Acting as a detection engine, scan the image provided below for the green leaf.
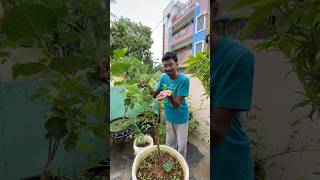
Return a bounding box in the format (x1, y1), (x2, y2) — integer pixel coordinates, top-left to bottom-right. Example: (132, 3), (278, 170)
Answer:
(49, 56), (93, 74)
(277, 10), (295, 36)
(111, 61), (129, 76)
(82, 97), (105, 118)
(45, 116), (69, 139)
(162, 162), (173, 172)
(47, 0), (68, 18)
(113, 48), (128, 59)
(2, 4), (59, 44)
(80, 19), (98, 56)
(59, 32), (82, 47)
(12, 63), (46, 79)
(63, 131), (79, 152)
(0, 51), (10, 58)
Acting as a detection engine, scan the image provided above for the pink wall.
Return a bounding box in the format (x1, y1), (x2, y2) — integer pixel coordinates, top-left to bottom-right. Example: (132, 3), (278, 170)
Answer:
(198, 0), (209, 13)
(172, 24), (193, 45)
(177, 48), (192, 62)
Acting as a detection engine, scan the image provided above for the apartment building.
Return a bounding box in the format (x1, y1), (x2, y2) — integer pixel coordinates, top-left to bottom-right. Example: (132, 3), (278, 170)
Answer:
(163, 0), (209, 71)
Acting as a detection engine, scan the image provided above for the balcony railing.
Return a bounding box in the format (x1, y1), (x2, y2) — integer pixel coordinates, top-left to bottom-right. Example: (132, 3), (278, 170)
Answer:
(172, 1), (196, 25)
(172, 24), (193, 45)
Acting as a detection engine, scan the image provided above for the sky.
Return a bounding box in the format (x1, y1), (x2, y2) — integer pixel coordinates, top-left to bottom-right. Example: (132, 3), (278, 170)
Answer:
(111, 0), (188, 64)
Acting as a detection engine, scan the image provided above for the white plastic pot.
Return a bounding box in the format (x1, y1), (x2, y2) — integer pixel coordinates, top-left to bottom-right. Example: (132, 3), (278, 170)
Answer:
(132, 145), (189, 180)
(133, 135), (154, 156)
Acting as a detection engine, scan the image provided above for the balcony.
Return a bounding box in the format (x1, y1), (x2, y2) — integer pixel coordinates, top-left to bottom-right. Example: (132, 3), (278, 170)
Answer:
(171, 1), (196, 33)
(172, 24), (193, 46)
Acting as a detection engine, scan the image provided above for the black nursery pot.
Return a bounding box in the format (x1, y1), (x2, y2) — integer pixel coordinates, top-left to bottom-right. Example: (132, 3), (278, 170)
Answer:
(110, 117), (134, 139)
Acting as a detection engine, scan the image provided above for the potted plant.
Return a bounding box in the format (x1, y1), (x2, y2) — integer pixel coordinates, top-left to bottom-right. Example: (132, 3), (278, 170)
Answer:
(131, 124), (189, 180)
(129, 117), (154, 156)
(111, 51), (161, 143)
(133, 133), (154, 156)
(131, 107), (189, 180)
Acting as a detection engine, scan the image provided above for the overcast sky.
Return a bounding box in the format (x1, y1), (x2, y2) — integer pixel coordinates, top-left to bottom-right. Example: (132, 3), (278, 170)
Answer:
(111, 0), (188, 64)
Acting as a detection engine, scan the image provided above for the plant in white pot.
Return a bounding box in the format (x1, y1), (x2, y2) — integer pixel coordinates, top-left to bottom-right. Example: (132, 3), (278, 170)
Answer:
(133, 133), (154, 156)
(129, 117), (154, 156)
(131, 111), (189, 180)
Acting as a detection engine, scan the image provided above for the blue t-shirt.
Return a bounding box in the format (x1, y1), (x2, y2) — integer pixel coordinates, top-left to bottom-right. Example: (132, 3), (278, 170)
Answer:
(211, 37), (255, 179)
(157, 73), (190, 124)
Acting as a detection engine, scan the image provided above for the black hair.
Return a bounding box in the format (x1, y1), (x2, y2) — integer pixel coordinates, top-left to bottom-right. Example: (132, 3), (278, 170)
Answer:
(162, 51), (178, 62)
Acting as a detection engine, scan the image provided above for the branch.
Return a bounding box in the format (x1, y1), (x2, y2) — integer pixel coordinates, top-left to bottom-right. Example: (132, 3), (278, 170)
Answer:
(41, 40), (90, 96)
(269, 148), (320, 160)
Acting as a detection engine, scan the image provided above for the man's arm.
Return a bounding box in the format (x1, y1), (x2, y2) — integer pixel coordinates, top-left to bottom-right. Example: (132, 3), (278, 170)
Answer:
(152, 89), (160, 98)
(167, 95), (184, 108)
(212, 107), (237, 148)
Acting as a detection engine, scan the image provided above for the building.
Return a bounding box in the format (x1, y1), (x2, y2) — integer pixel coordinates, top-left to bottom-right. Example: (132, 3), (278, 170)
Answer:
(163, 0), (209, 71)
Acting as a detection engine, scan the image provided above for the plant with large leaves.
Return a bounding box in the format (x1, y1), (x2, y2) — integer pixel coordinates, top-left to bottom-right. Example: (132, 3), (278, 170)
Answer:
(0, 0), (109, 178)
(111, 48), (161, 134)
(230, 0), (320, 120)
(183, 51), (210, 98)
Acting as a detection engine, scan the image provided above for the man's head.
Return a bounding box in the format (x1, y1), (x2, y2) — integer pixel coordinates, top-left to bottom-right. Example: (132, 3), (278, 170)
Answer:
(162, 51), (178, 77)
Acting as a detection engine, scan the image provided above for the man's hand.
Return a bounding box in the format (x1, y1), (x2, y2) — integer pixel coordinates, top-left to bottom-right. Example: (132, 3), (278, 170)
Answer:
(156, 90), (172, 101)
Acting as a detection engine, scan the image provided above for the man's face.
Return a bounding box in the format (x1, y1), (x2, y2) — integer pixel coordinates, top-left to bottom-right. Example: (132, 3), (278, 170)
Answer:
(162, 58), (178, 76)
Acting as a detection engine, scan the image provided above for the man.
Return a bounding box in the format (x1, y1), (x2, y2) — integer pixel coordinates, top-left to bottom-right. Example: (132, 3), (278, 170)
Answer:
(211, 1), (255, 179)
(152, 51), (190, 159)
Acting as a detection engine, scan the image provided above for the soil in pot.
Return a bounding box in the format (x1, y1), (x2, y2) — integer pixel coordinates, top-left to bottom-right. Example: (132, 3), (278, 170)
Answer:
(136, 141), (150, 147)
(136, 151), (184, 180)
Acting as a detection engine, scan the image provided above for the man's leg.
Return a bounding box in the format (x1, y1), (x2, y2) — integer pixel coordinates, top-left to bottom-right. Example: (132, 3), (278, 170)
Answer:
(176, 122), (188, 159)
(166, 121), (177, 150)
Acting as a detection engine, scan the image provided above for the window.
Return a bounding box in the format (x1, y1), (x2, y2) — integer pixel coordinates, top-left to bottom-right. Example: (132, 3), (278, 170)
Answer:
(196, 14), (205, 32)
(194, 41), (204, 55)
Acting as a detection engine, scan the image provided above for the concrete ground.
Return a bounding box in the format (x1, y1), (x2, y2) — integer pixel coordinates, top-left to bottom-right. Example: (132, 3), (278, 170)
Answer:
(110, 76), (210, 180)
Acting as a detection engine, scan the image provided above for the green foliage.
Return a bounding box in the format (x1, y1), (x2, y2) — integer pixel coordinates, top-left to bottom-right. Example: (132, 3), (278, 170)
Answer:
(2, 3), (59, 45)
(110, 17), (153, 70)
(183, 51), (210, 97)
(162, 162), (173, 172)
(12, 63), (47, 79)
(0, 0), (108, 173)
(188, 112), (200, 136)
(231, 0), (320, 120)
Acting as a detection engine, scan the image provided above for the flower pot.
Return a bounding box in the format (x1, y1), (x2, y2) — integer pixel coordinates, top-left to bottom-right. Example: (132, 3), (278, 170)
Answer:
(132, 145), (189, 180)
(110, 117), (134, 140)
(133, 135), (154, 156)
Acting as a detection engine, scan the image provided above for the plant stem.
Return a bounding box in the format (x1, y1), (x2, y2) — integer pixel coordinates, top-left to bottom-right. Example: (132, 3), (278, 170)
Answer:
(268, 148), (320, 160)
(40, 40), (90, 96)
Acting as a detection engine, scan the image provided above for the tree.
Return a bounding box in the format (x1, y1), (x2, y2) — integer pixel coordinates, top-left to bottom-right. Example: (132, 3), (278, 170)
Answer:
(230, 0), (320, 120)
(111, 17), (153, 71)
